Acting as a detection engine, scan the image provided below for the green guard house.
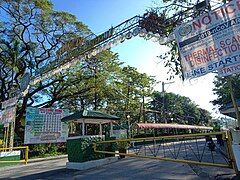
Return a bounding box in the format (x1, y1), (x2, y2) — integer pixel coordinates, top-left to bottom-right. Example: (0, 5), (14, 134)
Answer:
(61, 110), (120, 167)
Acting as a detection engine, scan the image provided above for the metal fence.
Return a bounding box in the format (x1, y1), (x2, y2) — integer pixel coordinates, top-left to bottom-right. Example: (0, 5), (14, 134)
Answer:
(0, 146), (29, 165)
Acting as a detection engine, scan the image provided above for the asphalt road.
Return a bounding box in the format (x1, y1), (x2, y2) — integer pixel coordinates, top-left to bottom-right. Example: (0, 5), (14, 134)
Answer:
(0, 157), (201, 180)
(0, 139), (237, 180)
(0, 156), (236, 179)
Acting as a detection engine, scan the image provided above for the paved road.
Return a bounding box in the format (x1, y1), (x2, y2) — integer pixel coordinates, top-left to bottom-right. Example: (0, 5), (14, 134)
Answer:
(0, 139), (237, 179)
(0, 156), (236, 180)
(0, 157), (200, 179)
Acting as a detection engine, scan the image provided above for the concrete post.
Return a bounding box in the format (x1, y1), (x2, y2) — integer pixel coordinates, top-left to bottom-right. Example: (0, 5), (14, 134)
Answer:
(82, 121), (85, 136)
(99, 123), (102, 136)
(110, 122), (113, 136)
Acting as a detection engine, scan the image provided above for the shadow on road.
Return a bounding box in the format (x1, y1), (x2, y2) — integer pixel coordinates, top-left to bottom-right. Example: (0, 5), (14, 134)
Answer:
(7, 168), (78, 180)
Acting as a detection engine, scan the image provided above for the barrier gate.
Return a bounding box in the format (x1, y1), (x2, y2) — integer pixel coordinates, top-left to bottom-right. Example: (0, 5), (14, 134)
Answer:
(93, 132), (237, 171)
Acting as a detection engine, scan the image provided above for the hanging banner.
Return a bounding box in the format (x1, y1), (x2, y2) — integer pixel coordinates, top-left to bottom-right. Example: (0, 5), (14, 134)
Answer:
(174, 0), (240, 79)
(24, 107), (69, 144)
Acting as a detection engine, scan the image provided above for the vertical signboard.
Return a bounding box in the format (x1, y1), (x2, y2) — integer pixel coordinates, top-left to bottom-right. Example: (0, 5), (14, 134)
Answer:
(0, 97), (18, 148)
(0, 97), (17, 125)
(174, 0), (240, 79)
(24, 107), (69, 144)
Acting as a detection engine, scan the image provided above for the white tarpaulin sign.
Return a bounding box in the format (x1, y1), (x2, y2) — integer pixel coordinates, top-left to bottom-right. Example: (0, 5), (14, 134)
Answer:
(174, 0), (240, 79)
(1, 97), (18, 109)
(0, 107), (16, 125)
(24, 107), (69, 144)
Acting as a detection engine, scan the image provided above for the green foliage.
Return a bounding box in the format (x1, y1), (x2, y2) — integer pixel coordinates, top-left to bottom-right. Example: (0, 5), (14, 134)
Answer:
(34, 0), (53, 12)
(149, 91), (212, 125)
(67, 137), (105, 163)
(0, 0), (91, 139)
(212, 76), (240, 108)
(117, 141), (129, 150)
(57, 54), (156, 126)
(29, 143), (65, 158)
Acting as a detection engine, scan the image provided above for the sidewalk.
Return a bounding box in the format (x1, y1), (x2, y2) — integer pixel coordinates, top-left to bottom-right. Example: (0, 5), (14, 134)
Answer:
(0, 154), (68, 171)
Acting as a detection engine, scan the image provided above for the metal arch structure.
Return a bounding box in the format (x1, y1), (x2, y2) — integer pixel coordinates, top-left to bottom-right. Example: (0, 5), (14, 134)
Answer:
(30, 0), (221, 86)
(30, 11), (179, 85)
(31, 15), (144, 85)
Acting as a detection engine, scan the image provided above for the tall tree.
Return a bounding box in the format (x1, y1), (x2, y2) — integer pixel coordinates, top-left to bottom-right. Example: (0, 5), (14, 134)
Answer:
(149, 91), (211, 125)
(0, 0), (90, 139)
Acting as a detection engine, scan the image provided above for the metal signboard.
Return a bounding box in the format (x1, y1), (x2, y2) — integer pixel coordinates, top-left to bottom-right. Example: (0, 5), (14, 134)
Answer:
(24, 107), (69, 144)
(174, 0), (240, 79)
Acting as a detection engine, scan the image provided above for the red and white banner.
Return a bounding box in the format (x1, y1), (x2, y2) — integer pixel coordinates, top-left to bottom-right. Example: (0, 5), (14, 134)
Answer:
(174, 0), (240, 79)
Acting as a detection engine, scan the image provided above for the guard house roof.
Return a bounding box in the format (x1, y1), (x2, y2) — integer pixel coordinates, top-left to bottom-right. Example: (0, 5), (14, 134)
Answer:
(135, 123), (213, 130)
(61, 110), (120, 124)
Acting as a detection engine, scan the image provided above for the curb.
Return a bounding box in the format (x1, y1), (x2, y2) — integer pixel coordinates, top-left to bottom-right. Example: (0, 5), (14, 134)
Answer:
(28, 154), (68, 163)
(66, 157), (119, 170)
(0, 155), (68, 171)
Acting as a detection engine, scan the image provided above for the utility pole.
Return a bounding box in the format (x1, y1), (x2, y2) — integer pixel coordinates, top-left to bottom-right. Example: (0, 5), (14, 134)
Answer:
(153, 99), (157, 123)
(161, 81), (174, 124)
(92, 59), (97, 110)
(142, 90), (145, 123)
(162, 82), (166, 124)
(125, 81), (132, 138)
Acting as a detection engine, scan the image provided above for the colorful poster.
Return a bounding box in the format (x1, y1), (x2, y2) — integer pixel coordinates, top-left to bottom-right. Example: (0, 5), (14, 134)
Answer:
(24, 107), (69, 144)
(174, 0), (240, 79)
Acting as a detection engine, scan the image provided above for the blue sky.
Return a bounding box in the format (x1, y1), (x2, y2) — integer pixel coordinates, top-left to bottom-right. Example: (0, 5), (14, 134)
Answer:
(51, 0), (218, 116)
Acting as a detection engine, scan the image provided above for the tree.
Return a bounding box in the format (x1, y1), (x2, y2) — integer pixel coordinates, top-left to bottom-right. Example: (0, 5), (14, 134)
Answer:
(149, 91), (211, 125)
(0, 0), (159, 141)
(0, 0), (90, 139)
(212, 75), (240, 108)
(111, 66), (156, 124)
(55, 51), (124, 111)
(212, 75), (240, 126)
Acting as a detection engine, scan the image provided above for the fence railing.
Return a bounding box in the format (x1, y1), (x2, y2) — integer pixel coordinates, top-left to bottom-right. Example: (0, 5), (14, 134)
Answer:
(0, 146), (29, 165)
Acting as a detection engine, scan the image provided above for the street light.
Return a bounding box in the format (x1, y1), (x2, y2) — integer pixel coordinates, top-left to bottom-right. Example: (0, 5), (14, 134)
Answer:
(126, 115), (130, 138)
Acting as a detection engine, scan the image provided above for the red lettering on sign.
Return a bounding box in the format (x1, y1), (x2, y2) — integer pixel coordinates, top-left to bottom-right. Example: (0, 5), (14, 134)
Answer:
(192, 1), (238, 31)
(237, 0), (240, 10)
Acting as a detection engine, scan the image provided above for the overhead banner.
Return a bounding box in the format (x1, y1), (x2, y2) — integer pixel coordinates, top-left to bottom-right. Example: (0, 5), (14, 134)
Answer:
(24, 107), (69, 144)
(174, 0), (240, 79)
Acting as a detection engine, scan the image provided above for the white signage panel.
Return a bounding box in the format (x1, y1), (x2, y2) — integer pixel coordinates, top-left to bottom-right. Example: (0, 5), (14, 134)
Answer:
(0, 107), (16, 125)
(1, 97), (18, 109)
(24, 107), (69, 144)
(174, 0), (240, 79)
